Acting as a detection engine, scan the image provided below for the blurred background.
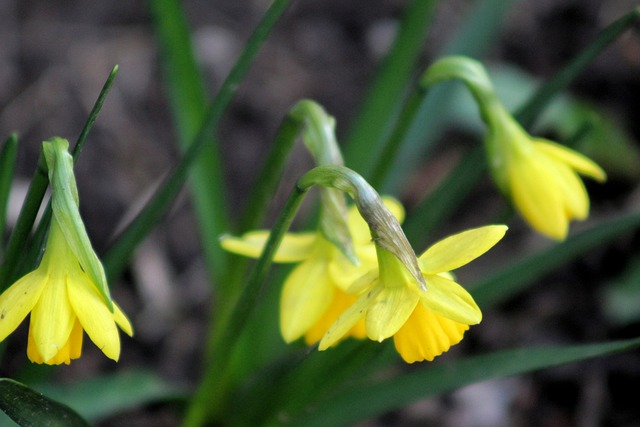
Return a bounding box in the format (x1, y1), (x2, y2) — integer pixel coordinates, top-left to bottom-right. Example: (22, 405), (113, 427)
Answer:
(1, 0), (640, 425)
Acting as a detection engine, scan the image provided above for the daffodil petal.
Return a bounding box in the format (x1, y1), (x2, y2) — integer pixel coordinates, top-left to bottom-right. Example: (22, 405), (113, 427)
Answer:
(220, 231), (316, 263)
(30, 275), (76, 362)
(304, 288), (365, 345)
(419, 225), (507, 274)
(366, 286), (419, 342)
(319, 285), (382, 350)
(420, 274), (482, 325)
(329, 244), (377, 291)
(280, 257), (334, 342)
(113, 302), (134, 337)
(67, 275), (121, 361)
(535, 140), (606, 182)
(346, 269), (379, 295)
(510, 158), (568, 240)
(0, 271), (47, 342)
(393, 303), (469, 363)
(550, 159), (590, 220)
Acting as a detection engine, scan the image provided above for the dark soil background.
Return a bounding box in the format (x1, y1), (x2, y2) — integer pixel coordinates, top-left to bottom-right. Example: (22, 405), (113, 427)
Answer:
(1, 1), (640, 426)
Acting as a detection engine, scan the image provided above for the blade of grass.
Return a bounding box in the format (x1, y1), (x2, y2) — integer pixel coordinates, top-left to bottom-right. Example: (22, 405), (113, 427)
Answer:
(344, 0), (438, 175)
(150, 0), (230, 287)
(472, 210), (640, 307)
(103, 0), (295, 283)
(293, 337), (640, 427)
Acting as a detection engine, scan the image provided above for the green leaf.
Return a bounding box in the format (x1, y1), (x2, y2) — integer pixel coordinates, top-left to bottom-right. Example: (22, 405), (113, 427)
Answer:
(33, 370), (185, 422)
(516, 6), (640, 129)
(344, 0), (438, 175)
(104, 0), (294, 284)
(0, 378), (89, 427)
(150, 0), (230, 287)
(0, 134), (18, 253)
(71, 65), (119, 162)
(472, 210), (640, 307)
(293, 337), (640, 427)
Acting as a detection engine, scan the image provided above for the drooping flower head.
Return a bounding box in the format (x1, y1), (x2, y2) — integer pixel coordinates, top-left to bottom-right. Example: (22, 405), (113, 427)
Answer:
(319, 225), (507, 363)
(0, 138), (132, 364)
(422, 56), (606, 240)
(483, 104), (606, 239)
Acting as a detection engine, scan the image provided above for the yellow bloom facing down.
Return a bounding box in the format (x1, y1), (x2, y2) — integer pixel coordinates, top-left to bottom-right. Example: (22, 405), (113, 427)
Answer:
(319, 225), (507, 363)
(486, 106), (606, 240)
(221, 198), (404, 344)
(0, 220), (133, 365)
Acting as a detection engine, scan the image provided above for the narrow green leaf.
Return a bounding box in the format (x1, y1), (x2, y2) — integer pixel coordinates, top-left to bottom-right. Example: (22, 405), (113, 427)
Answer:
(516, 6), (640, 129)
(472, 210), (640, 307)
(403, 145), (485, 244)
(0, 134), (18, 252)
(295, 337), (640, 427)
(150, 0), (230, 286)
(72, 65), (119, 161)
(103, 0), (295, 283)
(34, 370), (185, 422)
(344, 0), (438, 175)
(0, 152), (48, 292)
(0, 378), (89, 427)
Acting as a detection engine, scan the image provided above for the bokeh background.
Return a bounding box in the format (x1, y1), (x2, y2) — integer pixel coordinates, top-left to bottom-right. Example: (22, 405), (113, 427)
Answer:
(1, 1), (640, 425)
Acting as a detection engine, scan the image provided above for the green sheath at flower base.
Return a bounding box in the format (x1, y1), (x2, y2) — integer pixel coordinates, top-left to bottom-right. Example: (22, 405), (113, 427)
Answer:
(421, 56), (606, 240)
(43, 137), (113, 309)
(291, 99), (356, 264)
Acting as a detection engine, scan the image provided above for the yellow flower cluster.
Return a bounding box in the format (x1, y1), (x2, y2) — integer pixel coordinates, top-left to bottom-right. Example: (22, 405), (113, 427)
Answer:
(223, 197), (506, 363)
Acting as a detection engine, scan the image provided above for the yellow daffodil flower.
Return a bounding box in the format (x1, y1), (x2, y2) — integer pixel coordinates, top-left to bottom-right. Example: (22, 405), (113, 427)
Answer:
(319, 225), (507, 363)
(221, 198), (404, 344)
(421, 56), (606, 240)
(486, 104), (606, 240)
(0, 219), (133, 365)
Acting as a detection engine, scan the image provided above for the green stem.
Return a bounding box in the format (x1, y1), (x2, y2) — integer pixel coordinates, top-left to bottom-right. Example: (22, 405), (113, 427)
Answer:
(368, 88), (425, 189)
(183, 177), (310, 426)
(223, 112), (304, 299)
(344, 0), (438, 175)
